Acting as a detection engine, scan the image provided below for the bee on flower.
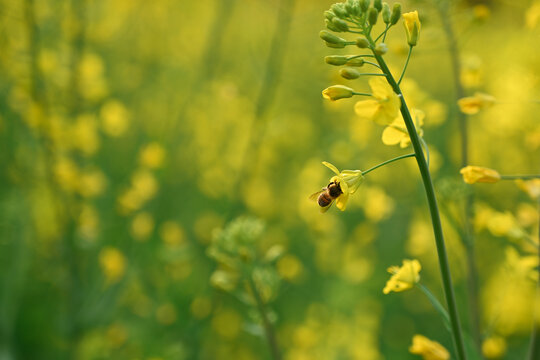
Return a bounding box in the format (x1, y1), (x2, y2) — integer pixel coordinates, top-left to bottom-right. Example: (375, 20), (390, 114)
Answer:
(309, 162), (363, 212)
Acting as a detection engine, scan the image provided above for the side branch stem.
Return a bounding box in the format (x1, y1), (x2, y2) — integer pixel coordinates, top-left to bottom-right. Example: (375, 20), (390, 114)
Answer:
(362, 153), (415, 175)
(367, 33), (467, 360)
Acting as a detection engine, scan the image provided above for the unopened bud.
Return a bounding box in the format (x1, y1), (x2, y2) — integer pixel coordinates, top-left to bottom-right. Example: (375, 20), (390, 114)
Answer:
(382, 3), (391, 24)
(356, 37), (369, 48)
(360, 0), (370, 12)
(322, 85), (355, 101)
(325, 41), (346, 48)
(374, 0), (383, 12)
(345, 0), (355, 14)
(331, 3), (348, 18)
(320, 30), (346, 44)
(340, 67), (362, 79)
(368, 8), (378, 25)
(332, 17), (349, 32)
(324, 10), (335, 21)
(346, 57), (365, 66)
(390, 3), (401, 25)
(374, 42), (388, 55)
(403, 11), (421, 46)
(325, 19), (339, 32)
(325, 55), (349, 66)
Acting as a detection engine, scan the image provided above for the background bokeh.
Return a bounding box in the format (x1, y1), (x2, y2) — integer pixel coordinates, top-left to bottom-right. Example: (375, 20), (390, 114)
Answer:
(0, 0), (539, 359)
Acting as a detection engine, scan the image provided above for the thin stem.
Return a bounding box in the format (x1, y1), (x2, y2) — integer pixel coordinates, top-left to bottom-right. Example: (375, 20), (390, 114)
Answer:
(500, 174), (540, 180)
(348, 54), (375, 58)
(362, 153), (415, 176)
(366, 33), (468, 360)
(375, 24), (390, 42)
(352, 92), (373, 97)
(397, 45), (413, 85)
(417, 283), (451, 329)
(436, 1), (481, 349)
(248, 277), (281, 360)
(527, 198), (540, 360)
(363, 61), (381, 69)
(358, 73), (386, 76)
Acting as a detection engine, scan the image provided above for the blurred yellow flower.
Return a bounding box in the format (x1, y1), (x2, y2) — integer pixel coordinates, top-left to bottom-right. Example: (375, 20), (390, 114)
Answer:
(54, 157), (79, 193)
(473, 4), (491, 21)
(139, 142), (166, 169)
(311, 161), (363, 212)
(277, 254), (303, 281)
(190, 296), (212, 319)
(78, 168), (107, 198)
(383, 259), (421, 294)
(482, 336), (507, 359)
(106, 323), (128, 348)
(409, 334), (449, 360)
(382, 109), (424, 148)
(71, 114), (100, 156)
(457, 92), (495, 114)
(526, 2), (540, 29)
(403, 11), (421, 46)
(211, 308), (241, 339)
(516, 179), (540, 199)
(322, 85), (354, 101)
(99, 247), (127, 284)
(460, 166), (500, 184)
(100, 100), (129, 136)
(355, 77), (400, 125)
(130, 212), (155, 241)
(159, 221), (185, 247)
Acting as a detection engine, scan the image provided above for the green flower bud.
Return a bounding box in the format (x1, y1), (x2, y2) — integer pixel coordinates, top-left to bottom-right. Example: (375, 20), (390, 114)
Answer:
(345, 0), (355, 14)
(325, 19), (339, 32)
(374, 42), (388, 55)
(346, 57), (365, 66)
(331, 3), (348, 18)
(325, 41), (346, 48)
(382, 3), (391, 24)
(322, 85), (355, 101)
(324, 10), (335, 21)
(340, 67), (362, 79)
(332, 17), (350, 32)
(390, 3), (401, 25)
(374, 0), (382, 12)
(360, 0), (370, 12)
(352, 2), (362, 17)
(319, 30), (346, 44)
(356, 37), (369, 48)
(325, 55), (349, 66)
(368, 8), (378, 25)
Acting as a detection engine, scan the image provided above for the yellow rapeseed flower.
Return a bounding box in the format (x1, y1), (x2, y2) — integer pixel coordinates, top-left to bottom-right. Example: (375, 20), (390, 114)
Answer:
(482, 336), (507, 359)
(99, 247), (127, 284)
(457, 92), (495, 114)
(355, 77), (401, 125)
(322, 85), (354, 101)
(403, 11), (421, 46)
(516, 179), (540, 199)
(460, 166), (501, 184)
(382, 109), (424, 148)
(383, 259), (421, 294)
(139, 142), (166, 169)
(409, 335), (450, 360)
(310, 161), (363, 212)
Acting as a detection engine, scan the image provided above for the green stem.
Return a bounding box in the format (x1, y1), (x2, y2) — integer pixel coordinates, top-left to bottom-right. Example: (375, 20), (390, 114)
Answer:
(358, 73), (386, 76)
(397, 45), (413, 85)
(500, 174), (540, 180)
(248, 277), (281, 360)
(417, 283), (451, 329)
(352, 92), (373, 97)
(366, 33), (468, 360)
(362, 153), (415, 176)
(363, 61), (381, 69)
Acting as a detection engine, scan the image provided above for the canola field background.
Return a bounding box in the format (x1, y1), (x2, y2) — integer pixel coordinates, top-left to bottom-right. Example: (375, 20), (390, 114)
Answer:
(0, 0), (539, 359)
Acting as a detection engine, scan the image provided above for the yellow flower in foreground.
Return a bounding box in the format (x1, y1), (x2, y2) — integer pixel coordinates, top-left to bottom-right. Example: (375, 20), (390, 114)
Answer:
(403, 11), (421, 46)
(457, 92), (495, 114)
(322, 85), (354, 101)
(383, 259), (421, 294)
(382, 108), (424, 148)
(460, 166), (500, 184)
(310, 162), (363, 212)
(409, 335), (450, 360)
(355, 77), (401, 125)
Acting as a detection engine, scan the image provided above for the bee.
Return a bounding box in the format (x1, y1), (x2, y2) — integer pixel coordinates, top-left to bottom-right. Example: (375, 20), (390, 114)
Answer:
(309, 180), (343, 212)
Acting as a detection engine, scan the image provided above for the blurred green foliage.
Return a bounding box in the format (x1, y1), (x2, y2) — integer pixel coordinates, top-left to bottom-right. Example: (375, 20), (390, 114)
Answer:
(0, 0), (539, 359)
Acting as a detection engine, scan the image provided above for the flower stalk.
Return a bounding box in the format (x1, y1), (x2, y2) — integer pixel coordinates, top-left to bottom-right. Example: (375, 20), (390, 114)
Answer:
(365, 33), (468, 360)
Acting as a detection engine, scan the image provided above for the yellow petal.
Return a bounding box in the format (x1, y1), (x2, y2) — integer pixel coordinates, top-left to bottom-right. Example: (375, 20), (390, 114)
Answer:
(322, 161), (340, 175)
(382, 126), (406, 146)
(335, 192), (349, 211)
(369, 77), (391, 99)
(354, 99), (379, 119)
